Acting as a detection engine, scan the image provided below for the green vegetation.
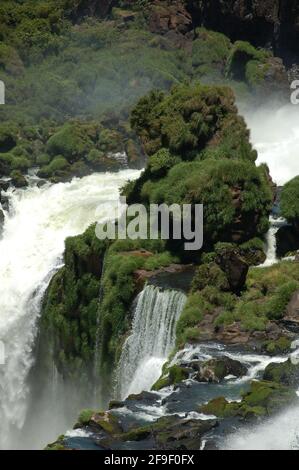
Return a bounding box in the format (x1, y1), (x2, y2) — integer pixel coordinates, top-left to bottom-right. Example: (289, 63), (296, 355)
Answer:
(200, 380), (298, 419)
(226, 41), (270, 87)
(38, 224), (109, 387)
(176, 260), (299, 346)
(281, 176), (299, 226)
(152, 364), (190, 391)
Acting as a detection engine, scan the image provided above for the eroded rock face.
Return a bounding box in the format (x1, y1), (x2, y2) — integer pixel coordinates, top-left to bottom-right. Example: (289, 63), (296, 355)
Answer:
(186, 0), (299, 63)
(148, 0), (193, 35)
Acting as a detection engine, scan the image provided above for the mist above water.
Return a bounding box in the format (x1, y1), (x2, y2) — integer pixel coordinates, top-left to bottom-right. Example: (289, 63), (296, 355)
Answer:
(243, 103), (299, 186)
(0, 169), (140, 450)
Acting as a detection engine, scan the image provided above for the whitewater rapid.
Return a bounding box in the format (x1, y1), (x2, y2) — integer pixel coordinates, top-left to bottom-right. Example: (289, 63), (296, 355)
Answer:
(0, 169), (140, 449)
(116, 285), (186, 400)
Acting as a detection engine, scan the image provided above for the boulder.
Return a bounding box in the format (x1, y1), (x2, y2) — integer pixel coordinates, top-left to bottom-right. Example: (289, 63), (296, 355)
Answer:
(263, 359), (299, 387)
(276, 225), (299, 258)
(200, 380), (298, 419)
(216, 247), (249, 293)
(193, 357), (247, 383)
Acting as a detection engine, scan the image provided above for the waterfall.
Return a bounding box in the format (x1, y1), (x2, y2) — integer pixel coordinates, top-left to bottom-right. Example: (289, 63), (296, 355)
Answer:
(260, 216), (288, 267)
(0, 169), (140, 449)
(116, 285), (187, 400)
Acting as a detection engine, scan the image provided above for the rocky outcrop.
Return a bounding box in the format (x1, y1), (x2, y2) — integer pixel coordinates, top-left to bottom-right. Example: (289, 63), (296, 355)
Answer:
(216, 247), (249, 293)
(200, 379), (298, 420)
(186, 0), (299, 64)
(263, 359), (299, 387)
(276, 225), (299, 258)
(193, 357), (247, 383)
(148, 0), (193, 36)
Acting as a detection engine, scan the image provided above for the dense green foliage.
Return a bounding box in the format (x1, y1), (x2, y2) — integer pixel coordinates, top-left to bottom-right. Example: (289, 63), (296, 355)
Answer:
(281, 176), (299, 225)
(38, 225), (109, 385)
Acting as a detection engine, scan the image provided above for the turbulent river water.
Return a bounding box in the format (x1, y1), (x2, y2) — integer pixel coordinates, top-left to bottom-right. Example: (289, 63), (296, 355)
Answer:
(0, 102), (298, 450)
(0, 169), (140, 449)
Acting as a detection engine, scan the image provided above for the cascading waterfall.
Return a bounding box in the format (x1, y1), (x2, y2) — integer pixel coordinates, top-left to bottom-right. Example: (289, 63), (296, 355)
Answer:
(260, 216), (288, 267)
(116, 285), (187, 400)
(0, 169), (140, 449)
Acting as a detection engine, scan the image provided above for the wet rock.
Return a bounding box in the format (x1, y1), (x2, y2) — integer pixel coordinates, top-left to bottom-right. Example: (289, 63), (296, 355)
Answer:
(10, 170), (28, 188)
(120, 415), (218, 450)
(193, 357), (248, 383)
(152, 416), (218, 450)
(0, 180), (10, 192)
(152, 365), (190, 391)
(276, 225), (299, 258)
(200, 380), (298, 420)
(0, 194), (10, 212)
(263, 359), (299, 387)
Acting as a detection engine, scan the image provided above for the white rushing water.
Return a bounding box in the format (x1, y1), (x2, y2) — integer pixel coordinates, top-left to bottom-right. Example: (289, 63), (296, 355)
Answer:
(0, 169), (140, 449)
(223, 405), (299, 450)
(116, 285), (187, 400)
(259, 216), (288, 267)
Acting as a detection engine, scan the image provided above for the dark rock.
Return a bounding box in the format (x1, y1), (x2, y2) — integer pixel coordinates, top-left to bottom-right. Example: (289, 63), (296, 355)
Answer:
(194, 357), (248, 383)
(152, 416), (218, 450)
(276, 225), (299, 258)
(187, 0), (299, 65)
(0, 180), (10, 192)
(200, 380), (298, 420)
(0, 194), (10, 212)
(10, 171), (28, 188)
(0, 209), (4, 237)
(216, 248), (249, 293)
(263, 359), (299, 387)
(148, 1), (192, 36)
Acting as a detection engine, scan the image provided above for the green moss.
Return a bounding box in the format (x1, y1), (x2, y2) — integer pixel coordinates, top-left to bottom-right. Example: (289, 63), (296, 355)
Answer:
(263, 359), (299, 387)
(46, 122), (98, 161)
(263, 336), (292, 356)
(152, 364), (190, 391)
(191, 262), (229, 292)
(176, 292), (212, 346)
(77, 408), (95, 425)
(192, 28), (231, 77)
(226, 40), (270, 87)
(201, 380), (297, 419)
